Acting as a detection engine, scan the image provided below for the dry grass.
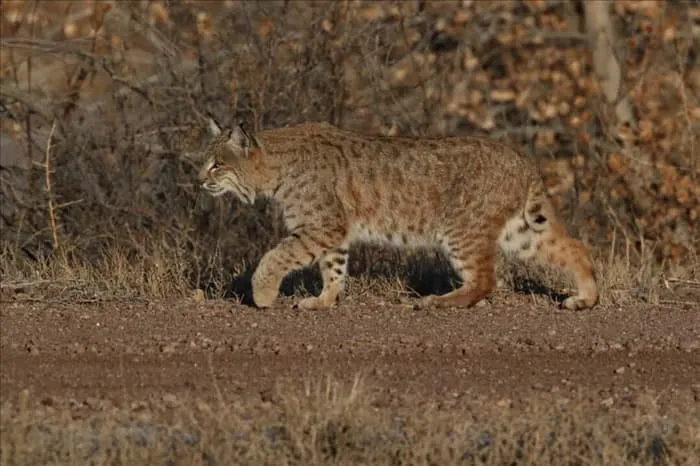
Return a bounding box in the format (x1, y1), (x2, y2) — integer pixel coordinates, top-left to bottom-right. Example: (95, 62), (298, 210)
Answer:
(3, 232), (695, 308)
(1, 1), (697, 303)
(2, 377), (699, 466)
(4, 213), (699, 309)
(1, 5), (697, 465)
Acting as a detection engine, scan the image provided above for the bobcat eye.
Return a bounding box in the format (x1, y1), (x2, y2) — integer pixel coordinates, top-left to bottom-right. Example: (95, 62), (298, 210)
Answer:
(210, 160), (222, 170)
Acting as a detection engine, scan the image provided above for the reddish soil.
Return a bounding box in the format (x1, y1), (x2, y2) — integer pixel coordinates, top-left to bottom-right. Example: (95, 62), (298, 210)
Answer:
(1, 295), (699, 409)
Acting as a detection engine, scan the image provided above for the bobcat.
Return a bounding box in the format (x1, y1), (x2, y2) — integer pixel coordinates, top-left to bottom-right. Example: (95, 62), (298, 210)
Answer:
(198, 119), (598, 310)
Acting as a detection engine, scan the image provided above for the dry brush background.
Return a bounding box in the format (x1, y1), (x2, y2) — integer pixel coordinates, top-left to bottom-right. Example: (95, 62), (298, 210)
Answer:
(1, 3), (700, 464)
(0, 0), (698, 300)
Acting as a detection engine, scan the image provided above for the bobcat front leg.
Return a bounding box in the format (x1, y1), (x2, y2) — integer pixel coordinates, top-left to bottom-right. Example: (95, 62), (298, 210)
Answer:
(251, 227), (346, 308)
(295, 247), (349, 309)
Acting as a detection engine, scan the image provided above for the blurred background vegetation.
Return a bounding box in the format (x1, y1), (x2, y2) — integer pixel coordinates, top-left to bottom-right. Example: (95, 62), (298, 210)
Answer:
(0, 0), (697, 298)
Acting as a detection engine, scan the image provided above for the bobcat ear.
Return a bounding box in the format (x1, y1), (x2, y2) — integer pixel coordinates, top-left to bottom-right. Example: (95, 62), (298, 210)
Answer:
(225, 125), (250, 150)
(225, 123), (260, 156)
(207, 117), (223, 137)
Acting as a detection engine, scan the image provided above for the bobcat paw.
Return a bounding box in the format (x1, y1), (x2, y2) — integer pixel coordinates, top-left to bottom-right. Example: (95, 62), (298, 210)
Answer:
(562, 295), (590, 310)
(252, 287), (278, 308)
(294, 295), (335, 310)
(416, 295), (436, 308)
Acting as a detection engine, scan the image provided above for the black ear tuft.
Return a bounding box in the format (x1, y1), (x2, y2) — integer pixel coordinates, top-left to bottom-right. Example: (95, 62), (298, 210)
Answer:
(207, 117), (223, 137)
(224, 124), (254, 152)
(237, 122), (261, 149)
(237, 123), (253, 148)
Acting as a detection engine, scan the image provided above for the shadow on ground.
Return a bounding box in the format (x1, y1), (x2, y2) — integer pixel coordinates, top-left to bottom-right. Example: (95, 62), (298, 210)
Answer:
(221, 246), (569, 307)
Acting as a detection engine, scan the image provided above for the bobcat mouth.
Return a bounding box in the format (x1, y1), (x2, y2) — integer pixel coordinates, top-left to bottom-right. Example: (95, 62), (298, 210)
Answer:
(201, 181), (255, 203)
(202, 182), (226, 197)
(239, 190), (255, 205)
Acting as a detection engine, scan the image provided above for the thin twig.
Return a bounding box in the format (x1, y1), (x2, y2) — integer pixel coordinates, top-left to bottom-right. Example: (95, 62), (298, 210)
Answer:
(665, 278), (700, 286)
(25, 1), (40, 166)
(659, 300), (699, 307)
(1, 280), (53, 290)
(44, 120), (59, 250)
(55, 199), (84, 209)
(0, 82), (56, 122)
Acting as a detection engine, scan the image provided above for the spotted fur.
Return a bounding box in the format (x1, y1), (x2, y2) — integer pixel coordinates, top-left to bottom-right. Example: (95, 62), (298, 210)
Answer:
(198, 119), (598, 310)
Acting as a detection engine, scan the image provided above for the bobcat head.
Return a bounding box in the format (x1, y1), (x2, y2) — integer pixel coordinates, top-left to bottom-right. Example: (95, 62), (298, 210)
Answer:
(197, 118), (261, 204)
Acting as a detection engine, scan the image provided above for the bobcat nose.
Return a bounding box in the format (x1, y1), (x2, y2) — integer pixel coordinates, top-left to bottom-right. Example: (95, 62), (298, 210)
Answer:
(197, 172), (213, 188)
(197, 166), (212, 185)
(197, 172), (207, 185)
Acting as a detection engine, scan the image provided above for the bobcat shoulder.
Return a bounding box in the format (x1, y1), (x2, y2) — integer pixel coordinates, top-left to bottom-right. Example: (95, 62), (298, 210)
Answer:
(198, 119), (597, 310)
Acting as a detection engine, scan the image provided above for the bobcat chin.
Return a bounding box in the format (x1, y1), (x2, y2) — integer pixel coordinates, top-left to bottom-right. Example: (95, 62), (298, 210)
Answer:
(197, 119), (598, 310)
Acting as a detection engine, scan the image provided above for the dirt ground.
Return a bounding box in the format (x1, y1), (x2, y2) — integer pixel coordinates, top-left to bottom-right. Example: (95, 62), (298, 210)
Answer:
(1, 293), (698, 411)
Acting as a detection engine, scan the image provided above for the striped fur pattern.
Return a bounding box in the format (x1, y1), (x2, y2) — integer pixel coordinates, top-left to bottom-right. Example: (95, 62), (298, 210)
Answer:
(198, 120), (598, 310)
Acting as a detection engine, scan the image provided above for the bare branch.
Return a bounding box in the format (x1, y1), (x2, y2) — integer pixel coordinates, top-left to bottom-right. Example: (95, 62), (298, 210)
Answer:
(0, 82), (56, 122)
(43, 120), (60, 250)
(0, 38), (153, 105)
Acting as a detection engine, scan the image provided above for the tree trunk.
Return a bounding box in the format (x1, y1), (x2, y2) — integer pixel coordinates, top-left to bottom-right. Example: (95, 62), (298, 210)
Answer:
(583, 1), (635, 128)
